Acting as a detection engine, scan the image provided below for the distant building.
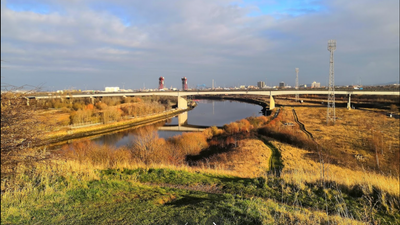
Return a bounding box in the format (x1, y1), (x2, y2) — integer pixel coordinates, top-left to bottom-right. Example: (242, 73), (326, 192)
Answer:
(279, 82), (285, 89)
(120, 89), (133, 92)
(311, 81), (321, 88)
(105, 87), (120, 92)
(299, 84), (307, 88)
(257, 81), (265, 88)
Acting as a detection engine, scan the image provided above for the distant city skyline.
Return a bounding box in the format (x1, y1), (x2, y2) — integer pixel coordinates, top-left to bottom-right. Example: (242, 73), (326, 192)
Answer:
(1, 0), (399, 90)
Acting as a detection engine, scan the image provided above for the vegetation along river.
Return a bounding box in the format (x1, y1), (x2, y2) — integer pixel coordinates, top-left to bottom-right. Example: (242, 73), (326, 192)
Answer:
(90, 99), (263, 148)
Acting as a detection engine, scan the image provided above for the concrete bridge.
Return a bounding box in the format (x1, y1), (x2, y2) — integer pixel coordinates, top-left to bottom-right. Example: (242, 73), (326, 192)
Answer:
(28, 90), (399, 110)
(157, 111), (223, 132)
(158, 126), (207, 132)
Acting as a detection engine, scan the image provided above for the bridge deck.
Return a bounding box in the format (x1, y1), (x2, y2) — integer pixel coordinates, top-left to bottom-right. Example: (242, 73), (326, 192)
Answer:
(29, 90), (400, 99)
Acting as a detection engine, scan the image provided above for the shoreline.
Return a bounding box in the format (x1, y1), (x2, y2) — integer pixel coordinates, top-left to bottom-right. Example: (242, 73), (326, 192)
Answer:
(43, 107), (193, 147)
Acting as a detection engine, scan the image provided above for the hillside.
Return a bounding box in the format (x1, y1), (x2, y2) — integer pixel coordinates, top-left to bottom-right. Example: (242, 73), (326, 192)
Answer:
(1, 106), (399, 224)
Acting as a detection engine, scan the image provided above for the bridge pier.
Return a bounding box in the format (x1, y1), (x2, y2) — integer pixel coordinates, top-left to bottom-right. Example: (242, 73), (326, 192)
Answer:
(178, 111), (188, 127)
(177, 96), (188, 109)
(347, 94), (351, 110)
(25, 97), (29, 106)
(90, 97), (95, 105)
(269, 95), (275, 110)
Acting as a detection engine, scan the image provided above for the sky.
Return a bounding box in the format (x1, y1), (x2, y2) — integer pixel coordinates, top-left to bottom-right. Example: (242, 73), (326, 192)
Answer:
(1, 0), (399, 91)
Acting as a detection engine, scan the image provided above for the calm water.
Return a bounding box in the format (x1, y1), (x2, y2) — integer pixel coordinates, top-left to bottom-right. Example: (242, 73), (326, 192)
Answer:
(88, 100), (263, 148)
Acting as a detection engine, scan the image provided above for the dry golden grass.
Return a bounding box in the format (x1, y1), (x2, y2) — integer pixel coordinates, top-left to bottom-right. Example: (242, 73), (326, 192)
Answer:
(271, 140), (400, 197)
(206, 139), (272, 178)
(2, 156), (367, 225)
(258, 198), (365, 225)
(1, 155), (245, 198)
(292, 107), (400, 173)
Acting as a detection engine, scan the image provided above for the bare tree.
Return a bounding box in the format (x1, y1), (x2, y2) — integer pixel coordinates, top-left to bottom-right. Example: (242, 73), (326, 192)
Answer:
(130, 126), (161, 165)
(1, 88), (45, 174)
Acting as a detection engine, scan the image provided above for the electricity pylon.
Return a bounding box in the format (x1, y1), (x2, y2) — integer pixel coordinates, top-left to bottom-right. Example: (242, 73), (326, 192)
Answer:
(327, 40), (336, 124)
(295, 68), (299, 102)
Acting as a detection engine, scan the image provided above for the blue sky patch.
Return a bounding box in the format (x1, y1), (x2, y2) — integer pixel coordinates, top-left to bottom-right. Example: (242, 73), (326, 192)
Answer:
(241, 0), (327, 18)
(6, 1), (52, 14)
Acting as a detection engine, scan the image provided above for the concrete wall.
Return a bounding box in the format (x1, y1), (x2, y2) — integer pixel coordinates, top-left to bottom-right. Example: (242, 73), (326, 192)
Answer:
(178, 111), (188, 126)
(269, 96), (275, 110)
(177, 97), (188, 109)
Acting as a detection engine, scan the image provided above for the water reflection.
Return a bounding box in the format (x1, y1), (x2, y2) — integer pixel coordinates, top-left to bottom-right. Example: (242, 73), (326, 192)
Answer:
(167, 99), (262, 127)
(91, 122), (172, 148)
(70, 100), (263, 148)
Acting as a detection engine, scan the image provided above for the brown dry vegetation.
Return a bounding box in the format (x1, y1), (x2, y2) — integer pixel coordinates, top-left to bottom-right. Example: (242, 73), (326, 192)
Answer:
(57, 119), (272, 178)
(290, 107), (400, 174)
(274, 139), (400, 197)
(204, 139), (272, 177)
(3, 92), (400, 223)
(36, 96), (172, 128)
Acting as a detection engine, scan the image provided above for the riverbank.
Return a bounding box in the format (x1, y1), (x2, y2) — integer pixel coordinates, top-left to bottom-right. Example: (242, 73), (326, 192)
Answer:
(3, 113), (399, 224)
(43, 107), (193, 146)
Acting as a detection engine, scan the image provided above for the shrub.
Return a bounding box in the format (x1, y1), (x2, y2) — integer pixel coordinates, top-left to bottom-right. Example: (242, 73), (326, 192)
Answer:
(95, 102), (108, 110)
(69, 109), (93, 124)
(61, 140), (132, 167)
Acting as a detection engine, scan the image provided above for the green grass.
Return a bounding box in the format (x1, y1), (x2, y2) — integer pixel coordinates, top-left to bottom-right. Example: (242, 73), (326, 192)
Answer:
(1, 177), (277, 225)
(102, 168), (399, 223)
(257, 135), (284, 175)
(2, 168), (399, 224)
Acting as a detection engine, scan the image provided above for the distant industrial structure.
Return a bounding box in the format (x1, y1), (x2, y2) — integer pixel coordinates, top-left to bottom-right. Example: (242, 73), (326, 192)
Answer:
(181, 77), (188, 90)
(105, 87), (120, 92)
(279, 82), (285, 89)
(257, 81), (265, 88)
(311, 81), (321, 88)
(159, 77), (165, 90)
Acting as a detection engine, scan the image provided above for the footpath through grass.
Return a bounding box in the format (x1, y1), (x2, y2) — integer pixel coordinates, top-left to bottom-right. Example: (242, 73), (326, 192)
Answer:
(257, 135), (284, 176)
(3, 167), (399, 224)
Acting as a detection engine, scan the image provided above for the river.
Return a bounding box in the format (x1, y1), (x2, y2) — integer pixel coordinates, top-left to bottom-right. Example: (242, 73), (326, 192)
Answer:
(87, 99), (263, 148)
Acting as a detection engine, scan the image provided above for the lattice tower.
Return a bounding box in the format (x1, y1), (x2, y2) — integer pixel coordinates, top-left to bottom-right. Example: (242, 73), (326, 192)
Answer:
(327, 40), (336, 124)
(295, 68), (299, 102)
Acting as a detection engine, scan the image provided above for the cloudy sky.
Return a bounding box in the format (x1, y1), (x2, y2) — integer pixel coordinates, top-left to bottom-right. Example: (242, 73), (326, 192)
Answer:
(1, 0), (398, 90)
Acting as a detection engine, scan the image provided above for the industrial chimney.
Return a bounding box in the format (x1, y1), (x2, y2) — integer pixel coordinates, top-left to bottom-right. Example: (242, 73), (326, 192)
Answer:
(159, 77), (165, 90)
(181, 77), (188, 90)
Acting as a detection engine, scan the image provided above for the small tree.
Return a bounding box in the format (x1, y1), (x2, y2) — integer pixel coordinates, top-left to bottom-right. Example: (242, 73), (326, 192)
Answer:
(131, 127), (162, 165)
(1, 90), (45, 175)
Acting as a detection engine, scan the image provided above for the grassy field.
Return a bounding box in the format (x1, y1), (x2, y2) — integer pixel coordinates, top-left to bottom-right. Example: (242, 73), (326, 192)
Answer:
(2, 103), (400, 224)
(2, 160), (383, 225)
(291, 107), (400, 174)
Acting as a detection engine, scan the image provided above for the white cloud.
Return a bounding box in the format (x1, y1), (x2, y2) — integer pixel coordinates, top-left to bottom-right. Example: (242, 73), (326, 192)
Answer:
(1, 0), (398, 89)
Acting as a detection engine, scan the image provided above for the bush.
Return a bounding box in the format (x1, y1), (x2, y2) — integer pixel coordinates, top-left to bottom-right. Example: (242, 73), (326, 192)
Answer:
(70, 109), (93, 124)
(61, 140), (132, 167)
(95, 102), (108, 110)
(72, 102), (85, 111)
